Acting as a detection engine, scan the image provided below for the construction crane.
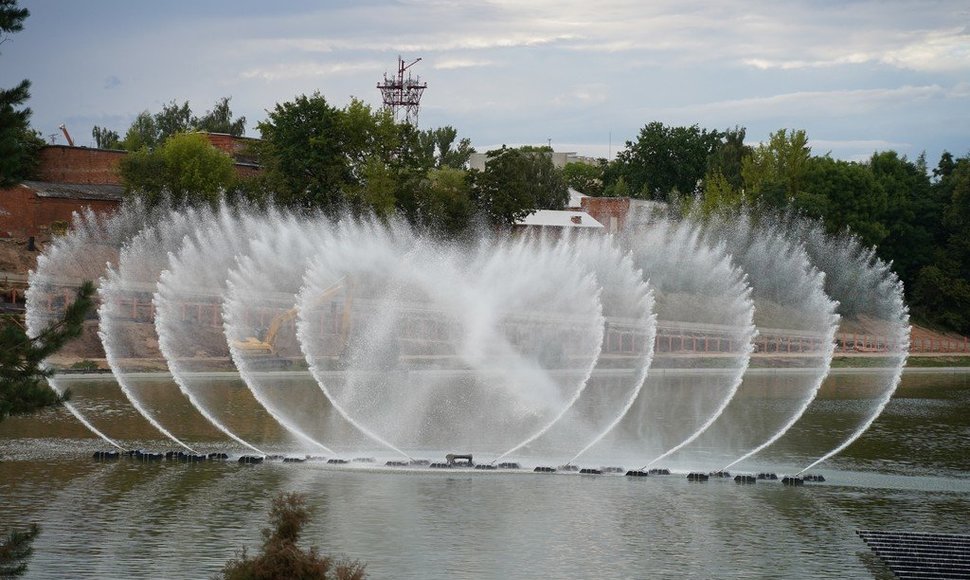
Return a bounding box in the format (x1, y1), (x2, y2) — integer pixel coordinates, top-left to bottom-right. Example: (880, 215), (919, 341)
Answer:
(58, 124), (75, 147)
(231, 278), (353, 359)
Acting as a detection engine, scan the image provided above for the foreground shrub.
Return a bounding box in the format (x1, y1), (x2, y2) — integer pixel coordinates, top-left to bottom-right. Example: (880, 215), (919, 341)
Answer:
(218, 492), (365, 580)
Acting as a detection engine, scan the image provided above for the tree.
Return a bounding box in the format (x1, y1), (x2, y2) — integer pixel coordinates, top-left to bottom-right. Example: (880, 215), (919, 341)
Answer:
(0, 524), (39, 578)
(121, 111), (159, 151)
(470, 146), (567, 227)
(797, 156), (888, 247)
(91, 125), (121, 149)
(257, 93), (352, 212)
(0, 281), (95, 421)
(257, 94), (409, 216)
(194, 96), (246, 136)
(0, 0), (35, 187)
(401, 167), (474, 237)
(122, 98), (246, 151)
(219, 492), (366, 580)
(607, 122), (723, 201)
(706, 126), (750, 191)
(119, 132), (236, 206)
(417, 126), (474, 170)
(563, 161), (605, 196)
(868, 151), (937, 289)
(741, 128), (811, 206)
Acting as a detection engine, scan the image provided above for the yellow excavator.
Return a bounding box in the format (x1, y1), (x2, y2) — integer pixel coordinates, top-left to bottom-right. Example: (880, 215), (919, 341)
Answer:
(231, 278), (353, 360)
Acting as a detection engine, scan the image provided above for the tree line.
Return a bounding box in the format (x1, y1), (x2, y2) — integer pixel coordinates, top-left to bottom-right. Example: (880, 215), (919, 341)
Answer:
(588, 123), (970, 335)
(1, 0), (966, 334)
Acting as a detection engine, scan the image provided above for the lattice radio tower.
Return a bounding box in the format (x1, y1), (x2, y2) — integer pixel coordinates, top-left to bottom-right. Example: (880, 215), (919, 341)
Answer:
(377, 56), (427, 126)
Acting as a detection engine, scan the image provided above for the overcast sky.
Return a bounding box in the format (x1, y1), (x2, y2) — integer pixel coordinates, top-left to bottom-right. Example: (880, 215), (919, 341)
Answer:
(4, 0), (969, 164)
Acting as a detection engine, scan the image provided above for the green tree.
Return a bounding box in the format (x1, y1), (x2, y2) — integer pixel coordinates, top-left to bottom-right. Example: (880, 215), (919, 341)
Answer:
(257, 93), (351, 212)
(194, 96), (246, 136)
(0, 0), (35, 187)
(257, 94), (409, 216)
(403, 167), (474, 236)
(0, 281), (95, 420)
(219, 492), (366, 580)
(797, 156), (888, 247)
(0, 524), (39, 578)
(741, 128), (811, 206)
(418, 126), (474, 169)
(153, 100), (193, 144)
(607, 122), (723, 201)
(706, 126), (750, 191)
(121, 111), (159, 151)
(562, 161), (605, 196)
(868, 151), (937, 288)
(470, 146), (568, 227)
(91, 125), (121, 149)
(119, 132), (236, 206)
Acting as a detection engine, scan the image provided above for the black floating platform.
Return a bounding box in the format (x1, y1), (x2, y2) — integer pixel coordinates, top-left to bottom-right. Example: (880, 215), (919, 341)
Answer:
(625, 470), (648, 477)
(327, 458), (349, 465)
(282, 457), (306, 463)
(579, 468), (602, 475)
(558, 464), (580, 472)
(687, 472), (709, 482)
(709, 470), (731, 478)
(803, 474), (826, 482)
(734, 475), (757, 484)
(534, 466), (556, 473)
(305, 456), (327, 462)
(474, 464), (496, 470)
(385, 460), (409, 467)
(648, 468), (671, 476)
(497, 462), (521, 469)
(207, 453), (229, 460)
(238, 455), (264, 464)
(781, 476), (804, 486)
(858, 530), (970, 580)
(429, 462), (451, 469)
(265, 455), (285, 461)
(602, 467), (625, 474)
(409, 459), (430, 466)
(131, 451), (164, 462)
(757, 472), (778, 480)
(352, 457), (376, 463)
(93, 451), (120, 461)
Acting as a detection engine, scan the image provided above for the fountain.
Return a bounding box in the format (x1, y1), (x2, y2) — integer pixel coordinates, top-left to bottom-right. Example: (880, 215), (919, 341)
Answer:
(23, 201), (909, 477)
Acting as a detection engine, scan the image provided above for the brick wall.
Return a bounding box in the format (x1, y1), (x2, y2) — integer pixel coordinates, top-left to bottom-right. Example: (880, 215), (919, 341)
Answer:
(582, 197), (631, 233)
(36, 146), (125, 185)
(0, 184), (120, 238)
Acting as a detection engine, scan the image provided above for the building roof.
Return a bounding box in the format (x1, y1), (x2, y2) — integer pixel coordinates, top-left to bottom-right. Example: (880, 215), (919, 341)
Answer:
(516, 209), (604, 229)
(567, 187), (588, 209)
(22, 181), (124, 202)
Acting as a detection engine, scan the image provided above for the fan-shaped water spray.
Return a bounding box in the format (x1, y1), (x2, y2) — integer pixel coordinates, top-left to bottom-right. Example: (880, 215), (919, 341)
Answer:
(24, 199), (911, 471)
(99, 205), (222, 452)
(153, 204), (268, 454)
(694, 212), (840, 472)
(296, 219), (605, 459)
(785, 218), (909, 474)
(26, 202), (154, 449)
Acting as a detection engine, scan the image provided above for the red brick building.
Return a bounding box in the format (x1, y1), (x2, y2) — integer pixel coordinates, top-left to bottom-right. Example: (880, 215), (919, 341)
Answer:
(0, 134), (260, 238)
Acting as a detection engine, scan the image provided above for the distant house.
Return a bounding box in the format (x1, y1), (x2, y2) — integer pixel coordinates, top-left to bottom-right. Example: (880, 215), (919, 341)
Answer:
(513, 209), (604, 235)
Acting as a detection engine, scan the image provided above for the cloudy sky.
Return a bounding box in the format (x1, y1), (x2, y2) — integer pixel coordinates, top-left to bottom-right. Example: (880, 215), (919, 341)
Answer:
(5, 0), (969, 163)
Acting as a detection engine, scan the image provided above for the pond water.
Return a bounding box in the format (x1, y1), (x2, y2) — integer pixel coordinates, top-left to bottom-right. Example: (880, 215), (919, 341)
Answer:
(1, 369), (968, 579)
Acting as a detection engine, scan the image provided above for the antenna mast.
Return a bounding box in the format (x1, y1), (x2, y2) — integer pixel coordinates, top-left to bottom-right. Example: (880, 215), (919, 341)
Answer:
(377, 56), (427, 126)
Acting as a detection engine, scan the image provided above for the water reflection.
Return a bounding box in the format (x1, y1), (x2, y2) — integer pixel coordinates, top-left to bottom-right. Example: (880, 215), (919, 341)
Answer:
(0, 370), (967, 579)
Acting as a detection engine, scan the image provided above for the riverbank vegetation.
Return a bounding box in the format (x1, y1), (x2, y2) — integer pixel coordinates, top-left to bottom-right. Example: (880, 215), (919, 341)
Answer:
(218, 492), (366, 580)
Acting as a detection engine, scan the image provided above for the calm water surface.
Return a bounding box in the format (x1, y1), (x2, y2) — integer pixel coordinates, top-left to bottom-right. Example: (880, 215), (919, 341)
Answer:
(1, 369), (968, 579)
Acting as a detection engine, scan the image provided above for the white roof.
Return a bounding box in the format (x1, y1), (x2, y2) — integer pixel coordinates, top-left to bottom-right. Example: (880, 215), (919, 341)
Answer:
(516, 210), (604, 229)
(567, 187), (588, 208)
